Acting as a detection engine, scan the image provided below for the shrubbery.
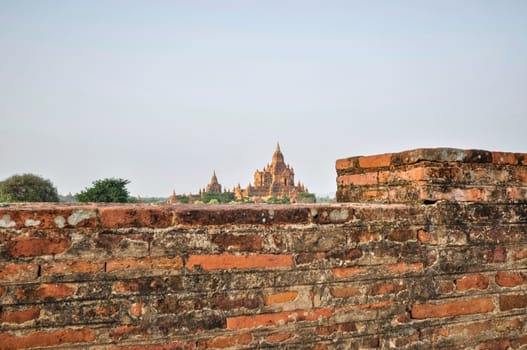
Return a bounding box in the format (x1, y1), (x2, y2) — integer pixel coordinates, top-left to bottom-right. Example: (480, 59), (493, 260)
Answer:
(266, 196), (291, 204)
(77, 178), (131, 203)
(0, 174), (59, 202)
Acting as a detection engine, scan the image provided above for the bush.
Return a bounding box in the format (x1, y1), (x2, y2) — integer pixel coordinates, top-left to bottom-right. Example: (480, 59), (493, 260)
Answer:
(77, 178), (130, 203)
(201, 192), (235, 204)
(176, 195), (190, 204)
(297, 192), (316, 203)
(266, 196), (290, 204)
(0, 174), (59, 202)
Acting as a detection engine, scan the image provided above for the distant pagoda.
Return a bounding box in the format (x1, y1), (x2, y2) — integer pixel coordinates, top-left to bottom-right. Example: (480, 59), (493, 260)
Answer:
(168, 170), (229, 204)
(234, 143), (307, 202)
(169, 143), (310, 204)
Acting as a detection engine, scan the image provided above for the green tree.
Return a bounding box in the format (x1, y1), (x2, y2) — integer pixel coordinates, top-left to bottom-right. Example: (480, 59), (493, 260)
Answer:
(0, 174), (59, 202)
(266, 196), (291, 204)
(297, 192), (316, 203)
(201, 191), (235, 204)
(176, 195), (190, 204)
(76, 178), (130, 203)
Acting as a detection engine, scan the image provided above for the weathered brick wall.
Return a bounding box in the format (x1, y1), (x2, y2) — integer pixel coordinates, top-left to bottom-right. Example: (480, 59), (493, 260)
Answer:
(1, 201), (526, 349)
(1, 148), (526, 349)
(336, 148), (527, 203)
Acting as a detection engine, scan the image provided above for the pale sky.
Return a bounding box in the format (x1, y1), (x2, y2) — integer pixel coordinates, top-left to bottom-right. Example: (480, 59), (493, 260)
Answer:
(1, 1), (526, 197)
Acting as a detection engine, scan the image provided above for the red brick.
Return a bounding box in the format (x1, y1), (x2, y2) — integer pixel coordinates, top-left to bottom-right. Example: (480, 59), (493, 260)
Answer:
(392, 312), (411, 324)
(129, 302), (144, 318)
(226, 308), (332, 329)
(359, 153), (392, 168)
(7, 236), (71, 257)
(512, 247), (527, 260)
(495, 318), (524, 332)
(499, 294), (527, 311)
(0, 328), (95, 349)
(438, 280), (455, 294)
(316, 322), (357, 336)
(355, 300), (393, 310)
(109, 324), (145, 340)
(388, 262), (423, 274)
(112, 281), (142, 294)
(387, 229), (416, 242)
(42, 260), (104, 276)
(108, 343), (195, 350)
(370, 281), (406, 295)
(411, 296), (495, 319)
(0, 263), (38, 282)
(187, 253), (292, 270)
(417, 229), (432, 244)
(495, 271), (525, 287)
(506, 187), (523, 200)
(335, 158), (356, 171)
(492, 152), (519, 165)
(211, 294), (262, 310)
(378, 168), (430, 183)
(331, 267), (367, 278)
(330, 286), (360, 298)
(337, 173), (377, 186)
(514, 168), (527, 182)
(1, 307), (40, 324)
(19, 283), (77, 301)
(357, 231), (381, 242)
(362, 189), (388, 201)
(265, 332), (294, 343)
(200, 333), (253, 348)
(295, 252), (327, 265)
(265, 291), (298, 305)
(106, 256), (183, 272)
(99, 207), (172, 228)
(212, 234), (262, 251)
(486, 246), (507, 263)
(455, 274), (489, 291)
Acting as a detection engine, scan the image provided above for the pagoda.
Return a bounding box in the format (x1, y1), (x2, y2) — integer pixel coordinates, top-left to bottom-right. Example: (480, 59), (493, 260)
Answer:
(234, 143), (307, 202)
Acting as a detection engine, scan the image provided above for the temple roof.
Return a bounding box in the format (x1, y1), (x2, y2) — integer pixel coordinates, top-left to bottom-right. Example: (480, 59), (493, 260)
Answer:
(209, 170), (219, 184)
(272, 142), (285, 165)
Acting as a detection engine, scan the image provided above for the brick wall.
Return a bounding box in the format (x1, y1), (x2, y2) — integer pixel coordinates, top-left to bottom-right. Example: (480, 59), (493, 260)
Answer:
(1, 147), (526, 349)
(1, 202), (526, 349)
(336, 148), (527, 203)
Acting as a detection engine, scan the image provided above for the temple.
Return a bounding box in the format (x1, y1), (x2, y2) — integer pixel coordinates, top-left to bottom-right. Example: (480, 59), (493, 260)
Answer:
(167, 170), (229, 204)
(234, 143), (307, 202)
(168, 143), (309, 204)
(205, 170), (222, 193)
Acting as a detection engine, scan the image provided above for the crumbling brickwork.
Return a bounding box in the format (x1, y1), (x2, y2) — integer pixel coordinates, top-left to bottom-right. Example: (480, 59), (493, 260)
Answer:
(1, 148), (526, 349)
(337, 148), (527, 203)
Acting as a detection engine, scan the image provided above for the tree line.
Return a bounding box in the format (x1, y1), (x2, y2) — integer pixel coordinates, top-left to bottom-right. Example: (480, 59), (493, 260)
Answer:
(0, 174), (321, 204)
(0, 174), (131, 203)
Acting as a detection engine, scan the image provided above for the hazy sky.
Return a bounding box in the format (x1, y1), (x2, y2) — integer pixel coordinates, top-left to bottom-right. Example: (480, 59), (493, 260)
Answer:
(1, 1), (526, 197)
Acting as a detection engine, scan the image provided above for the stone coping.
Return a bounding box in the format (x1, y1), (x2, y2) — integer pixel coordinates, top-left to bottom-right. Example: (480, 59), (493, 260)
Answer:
(337, 148), (527, 171)
(0, 202), (412, 229)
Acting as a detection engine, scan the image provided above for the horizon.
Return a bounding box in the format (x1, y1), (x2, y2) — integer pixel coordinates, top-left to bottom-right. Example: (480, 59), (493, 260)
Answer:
(2, 1), (527, 197)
